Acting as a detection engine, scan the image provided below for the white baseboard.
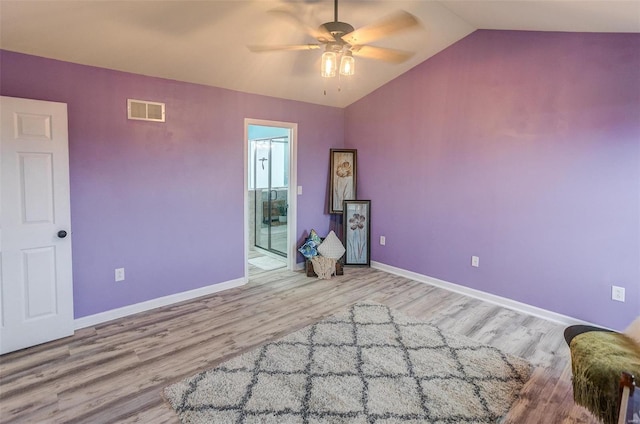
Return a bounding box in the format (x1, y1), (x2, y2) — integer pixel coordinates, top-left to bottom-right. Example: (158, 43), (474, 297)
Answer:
(74, 277), (247, 329)
(371, 261), (596, 328)
(73, 263), (599, 331)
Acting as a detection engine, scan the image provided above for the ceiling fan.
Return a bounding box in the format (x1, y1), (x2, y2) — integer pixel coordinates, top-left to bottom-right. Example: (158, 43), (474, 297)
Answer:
(248, 0), (421, 78)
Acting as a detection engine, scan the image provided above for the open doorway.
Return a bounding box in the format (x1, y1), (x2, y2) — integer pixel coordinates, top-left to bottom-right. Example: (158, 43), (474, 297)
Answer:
(244, 119), (297, 278)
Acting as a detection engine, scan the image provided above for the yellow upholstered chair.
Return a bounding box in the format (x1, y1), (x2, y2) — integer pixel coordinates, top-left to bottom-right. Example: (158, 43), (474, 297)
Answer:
(564, 317), (640, 424)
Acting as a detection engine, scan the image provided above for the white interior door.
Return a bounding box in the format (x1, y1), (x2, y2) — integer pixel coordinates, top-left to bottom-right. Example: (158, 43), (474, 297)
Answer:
(0, 96), (74, 355)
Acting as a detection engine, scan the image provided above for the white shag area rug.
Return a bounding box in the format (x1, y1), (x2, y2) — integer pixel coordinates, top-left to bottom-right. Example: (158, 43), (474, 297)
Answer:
(248, 256), (286, 271)
(164, 302), (532, 423)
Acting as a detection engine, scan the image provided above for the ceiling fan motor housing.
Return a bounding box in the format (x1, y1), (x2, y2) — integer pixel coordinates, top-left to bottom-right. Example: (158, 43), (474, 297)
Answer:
(320, 21), (355, 45)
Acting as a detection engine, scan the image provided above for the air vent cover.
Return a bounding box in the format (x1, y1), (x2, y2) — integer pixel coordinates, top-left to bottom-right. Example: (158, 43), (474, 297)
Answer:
(127, 99), (165, 122)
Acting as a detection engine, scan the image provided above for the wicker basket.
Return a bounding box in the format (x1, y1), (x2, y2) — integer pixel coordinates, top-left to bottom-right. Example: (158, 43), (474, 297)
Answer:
(305, 259), (343, 277)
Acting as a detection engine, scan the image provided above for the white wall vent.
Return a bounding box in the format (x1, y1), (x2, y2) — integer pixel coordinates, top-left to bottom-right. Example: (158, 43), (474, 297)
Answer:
(127, 99), (165, 122)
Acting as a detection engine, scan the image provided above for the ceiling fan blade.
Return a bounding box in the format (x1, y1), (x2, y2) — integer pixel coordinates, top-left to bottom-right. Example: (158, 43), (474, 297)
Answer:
(268, 8), (335, 43)
(248, 44), (322, 52)
(343, 10), (420, 45)
(350, 45), (415, 64)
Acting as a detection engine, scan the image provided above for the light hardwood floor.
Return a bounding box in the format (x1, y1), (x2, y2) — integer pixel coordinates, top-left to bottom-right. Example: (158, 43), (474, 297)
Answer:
(0, 267), (598, 423)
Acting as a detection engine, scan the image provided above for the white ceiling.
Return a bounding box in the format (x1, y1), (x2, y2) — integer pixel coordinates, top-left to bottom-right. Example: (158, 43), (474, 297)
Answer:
(1, 1), (639, 108)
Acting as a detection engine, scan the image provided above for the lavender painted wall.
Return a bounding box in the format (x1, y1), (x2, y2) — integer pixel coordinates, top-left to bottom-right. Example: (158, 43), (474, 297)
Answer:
(0, 50), (343, 318)
(345, 31), (640, 330)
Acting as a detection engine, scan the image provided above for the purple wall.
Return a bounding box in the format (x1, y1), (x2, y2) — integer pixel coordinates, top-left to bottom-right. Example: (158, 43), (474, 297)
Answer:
(3, 30), (638, 329)
(0, 50), (344, 318)
(345, 30), (640, 330)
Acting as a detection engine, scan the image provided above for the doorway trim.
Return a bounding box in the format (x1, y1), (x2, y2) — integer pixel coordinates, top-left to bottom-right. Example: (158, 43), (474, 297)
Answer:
(244, 118), (298, 279)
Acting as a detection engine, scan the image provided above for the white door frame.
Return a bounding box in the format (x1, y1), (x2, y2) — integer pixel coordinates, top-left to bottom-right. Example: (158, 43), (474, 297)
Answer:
(244, 118), (297, 279)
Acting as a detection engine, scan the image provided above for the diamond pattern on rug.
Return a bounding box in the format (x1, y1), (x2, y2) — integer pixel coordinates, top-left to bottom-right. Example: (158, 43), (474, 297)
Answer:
(244, 373), (306, 412)
(164, 302), (532, 424)
(308, 375), (364, 414)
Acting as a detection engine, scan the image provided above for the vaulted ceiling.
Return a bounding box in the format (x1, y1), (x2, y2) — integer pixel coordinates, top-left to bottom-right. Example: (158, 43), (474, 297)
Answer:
(1, 1), (638, 108)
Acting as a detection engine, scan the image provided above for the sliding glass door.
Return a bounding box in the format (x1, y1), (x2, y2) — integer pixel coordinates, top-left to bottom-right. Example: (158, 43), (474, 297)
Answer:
(249, 133), (289, 256)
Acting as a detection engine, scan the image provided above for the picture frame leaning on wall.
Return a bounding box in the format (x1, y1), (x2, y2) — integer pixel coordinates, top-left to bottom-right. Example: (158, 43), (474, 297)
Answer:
(329, 149), (357, 214)
(343, 200), (371, 266)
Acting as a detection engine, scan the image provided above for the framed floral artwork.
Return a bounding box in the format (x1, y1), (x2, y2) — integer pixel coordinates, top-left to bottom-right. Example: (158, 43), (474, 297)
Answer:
(329, 149), (357, 214)
(343, 200), (370, 266)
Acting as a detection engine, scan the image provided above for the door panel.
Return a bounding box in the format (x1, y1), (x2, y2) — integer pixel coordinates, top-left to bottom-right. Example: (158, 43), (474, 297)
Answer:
(23, 246), (58, 319)
(15, 112), (53, 140)
(1, 96), (73, 355)
(20, 153), (55, 224)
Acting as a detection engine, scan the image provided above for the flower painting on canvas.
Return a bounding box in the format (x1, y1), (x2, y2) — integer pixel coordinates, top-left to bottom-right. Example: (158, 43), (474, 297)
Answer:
(329, 149), (357, 214)
(344, 200), (370, 266)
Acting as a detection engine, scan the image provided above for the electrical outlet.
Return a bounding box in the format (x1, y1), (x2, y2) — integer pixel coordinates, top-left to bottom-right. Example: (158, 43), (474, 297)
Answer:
(471, 256), (480, 267)
(612, 285), (625, 302)
(115, 268), (125, 282)
(380, 236), (386, 246)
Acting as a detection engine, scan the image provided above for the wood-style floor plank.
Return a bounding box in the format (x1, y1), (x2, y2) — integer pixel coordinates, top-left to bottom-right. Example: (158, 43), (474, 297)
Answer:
(0, 267), (598, 423)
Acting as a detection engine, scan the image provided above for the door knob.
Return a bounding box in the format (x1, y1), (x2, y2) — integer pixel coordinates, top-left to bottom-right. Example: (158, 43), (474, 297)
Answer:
(57, 230), (68, 239)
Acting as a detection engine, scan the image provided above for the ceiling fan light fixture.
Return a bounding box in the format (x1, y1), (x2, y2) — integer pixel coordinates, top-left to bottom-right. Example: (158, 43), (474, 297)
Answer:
(252, 0), (421, 84)
(339, 51), (355, 76)
(321, 51), (337, 78)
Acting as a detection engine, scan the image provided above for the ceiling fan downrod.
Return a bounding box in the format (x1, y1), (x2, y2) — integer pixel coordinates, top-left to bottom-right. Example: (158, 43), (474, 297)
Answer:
(323, 0), (354, 45)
